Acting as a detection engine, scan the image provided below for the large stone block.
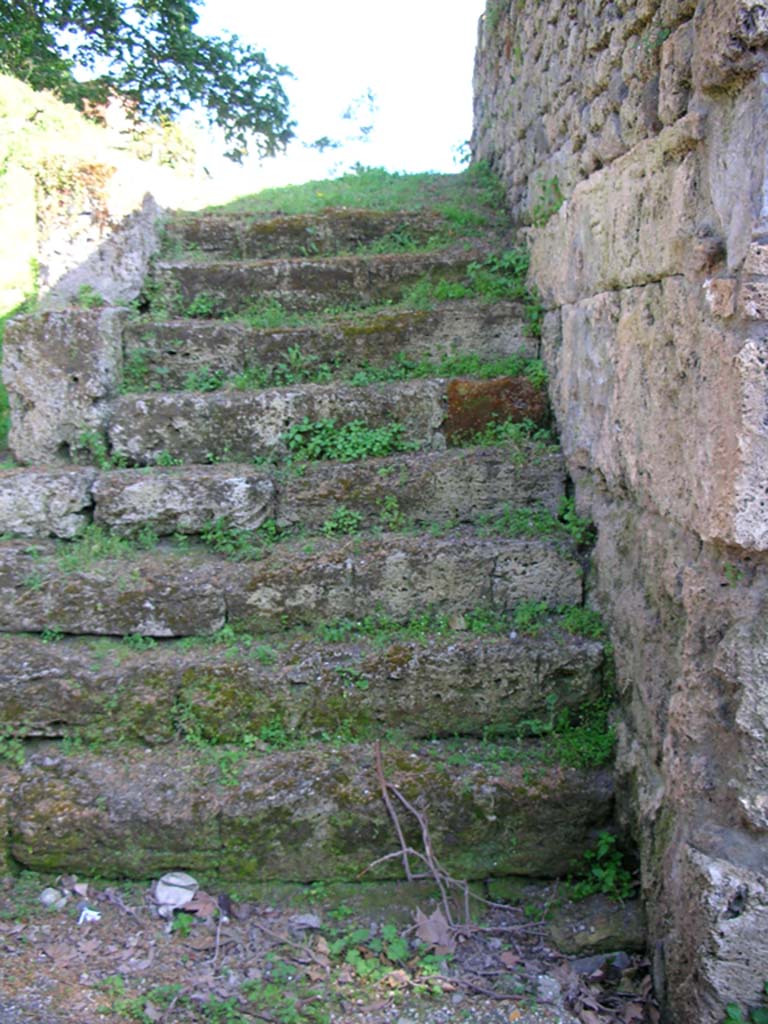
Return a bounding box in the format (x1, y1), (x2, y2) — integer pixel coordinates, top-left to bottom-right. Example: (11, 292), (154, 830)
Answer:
(670, 830), (768, 1023)
(551, 279), (768, 549)
(93, 466), (276, 535)
(530, 115), (705, 306)
(2, 309), (126, 465)
(226, 533), (583, 633)
(0, 635), (177, 743)
(123, 301), (535, 390)
(0, 468), (96, 539)
(163, 209), (443, 260)
(0, 630), (606, 744)
(276, 447), (566, 531)
(108, 381), (446, 465)
(0, 542), (227, 636)
(8, 744), (615, 881)
(154, 249), (482, 316)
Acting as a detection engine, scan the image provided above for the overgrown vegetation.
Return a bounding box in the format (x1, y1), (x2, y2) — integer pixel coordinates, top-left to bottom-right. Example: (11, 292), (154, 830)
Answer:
(283, 418), (419, 462)
(205, 162), (506, 217)
(568, 831), (637, 902)
(477, 497), (595, 547)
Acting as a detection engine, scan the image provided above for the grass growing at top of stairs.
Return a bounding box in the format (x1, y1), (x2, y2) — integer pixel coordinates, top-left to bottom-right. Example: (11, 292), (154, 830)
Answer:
(202, 162), (507, 222)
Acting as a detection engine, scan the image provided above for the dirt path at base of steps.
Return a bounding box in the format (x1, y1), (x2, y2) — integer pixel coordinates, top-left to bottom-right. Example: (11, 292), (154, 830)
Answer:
(0, 874), (650, 1024)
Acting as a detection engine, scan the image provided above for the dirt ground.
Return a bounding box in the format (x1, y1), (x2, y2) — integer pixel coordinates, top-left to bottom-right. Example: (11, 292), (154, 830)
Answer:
(0, 873), (657, 1024)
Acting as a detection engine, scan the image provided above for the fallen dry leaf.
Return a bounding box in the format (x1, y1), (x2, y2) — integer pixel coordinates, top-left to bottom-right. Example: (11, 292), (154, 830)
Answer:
(414, 907), (456, 955)
(500, 950), (520, 968)
(185, 891), (219, 922)
(42, 941), (75, 966)
(385, 968), (409, 989)
(623, 1002), (645, 1023)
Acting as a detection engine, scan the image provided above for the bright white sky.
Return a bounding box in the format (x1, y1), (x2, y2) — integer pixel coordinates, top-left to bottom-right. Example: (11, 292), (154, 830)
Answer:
(193, 0), (487, 195)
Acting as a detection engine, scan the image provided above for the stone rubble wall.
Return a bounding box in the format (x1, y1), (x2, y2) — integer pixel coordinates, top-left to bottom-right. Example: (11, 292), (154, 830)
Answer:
(474, 1), (768, 1021)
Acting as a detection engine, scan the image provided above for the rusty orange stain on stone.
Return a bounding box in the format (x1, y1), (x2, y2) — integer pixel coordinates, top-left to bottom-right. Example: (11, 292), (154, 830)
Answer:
(444, 377), (549, 444)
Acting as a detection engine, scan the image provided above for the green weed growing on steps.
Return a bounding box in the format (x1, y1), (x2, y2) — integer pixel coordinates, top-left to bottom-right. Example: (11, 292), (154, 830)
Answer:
(283, 418), (419, 462)
(321, 505), (363, 536)
(478, 497), (595, 547)
(77, 429), (128, 470)
(567, 831), (637, 902)
(200, 516), (281, 561)
(73, 284), (106, 309)
(170, 350), (547, 395)
(56, 523), (137, 571)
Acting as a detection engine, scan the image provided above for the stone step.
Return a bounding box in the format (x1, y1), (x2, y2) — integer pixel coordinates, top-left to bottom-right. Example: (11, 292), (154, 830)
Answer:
(0, 531), (583, 636)
(0, 629), (606, 743)
(150, 248), (488, 317)
(106, 376), (548, 467)
(123, 300), (534, 391)
(100, 447), (566, 536)
(0, 448), (565, 539)
(162, 208), (445, 260)
(5, 741), (615, 881)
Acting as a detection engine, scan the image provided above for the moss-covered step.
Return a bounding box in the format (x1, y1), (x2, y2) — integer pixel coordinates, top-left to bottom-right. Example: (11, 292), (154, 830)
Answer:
(106, 377), (547, 467)
(150, 248), (489, 317)
(0, 629), (607, 743)
(7, 741), (615, 881)
(0, 531), (583, 636)
(123, 300), (535, 391)
(161, 208), (445, 260)
(91, 447), (564, 537)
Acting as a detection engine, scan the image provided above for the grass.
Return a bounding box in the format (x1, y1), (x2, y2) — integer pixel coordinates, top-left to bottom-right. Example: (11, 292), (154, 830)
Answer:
(120, 345), (547, 396)
(204, 162), (506, 219)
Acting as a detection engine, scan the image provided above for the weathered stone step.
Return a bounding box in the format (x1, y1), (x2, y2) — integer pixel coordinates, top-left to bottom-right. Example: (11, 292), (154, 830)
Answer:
(6, 741), (615, 881)
(0, 630), (606, 743)
(151, 248), (488, 317)
(162, 208), (445, 260)
(0, 531), (583, 636)
(0, 448), (564, 539)
(97, 447), (565, 536)
(123, 300), (534, 391)
(107, 376), (547, 466)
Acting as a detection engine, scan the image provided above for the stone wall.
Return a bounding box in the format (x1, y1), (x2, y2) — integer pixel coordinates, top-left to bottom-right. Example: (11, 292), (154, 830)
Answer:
(474, 1), (768, 1021)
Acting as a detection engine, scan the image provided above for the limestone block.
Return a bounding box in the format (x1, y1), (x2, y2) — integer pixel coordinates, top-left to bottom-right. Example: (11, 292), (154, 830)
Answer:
(225, 534), (583, 633)
(551, 279), (768, 550)
(2, 309), (126, 465)
(692, 0), (768, 92)
(0, 634), (178, 744)
(530, 115), (705, 305)
(672, 831), (768, 1023)
(658, 21), (694, 124)
(743, 243), (768, 275)
(714, 597), (768, 830)
(0, 542), (227, 636)
(108, 381), (447, 465)
(8, 745), (615, 881)
(277, 448), (566, 531)
(0, 468), (96, 538)
(702, 277), (736, 318)
(93, 466), (276, 535)
(739, 280), (768, 319)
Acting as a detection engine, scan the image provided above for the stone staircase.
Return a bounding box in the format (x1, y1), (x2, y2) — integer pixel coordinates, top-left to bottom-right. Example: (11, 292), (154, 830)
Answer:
(0, 195), (617, 903)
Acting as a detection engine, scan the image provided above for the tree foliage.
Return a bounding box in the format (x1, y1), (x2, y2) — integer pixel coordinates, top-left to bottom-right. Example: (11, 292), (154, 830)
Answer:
(0, 0), (294, 159)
